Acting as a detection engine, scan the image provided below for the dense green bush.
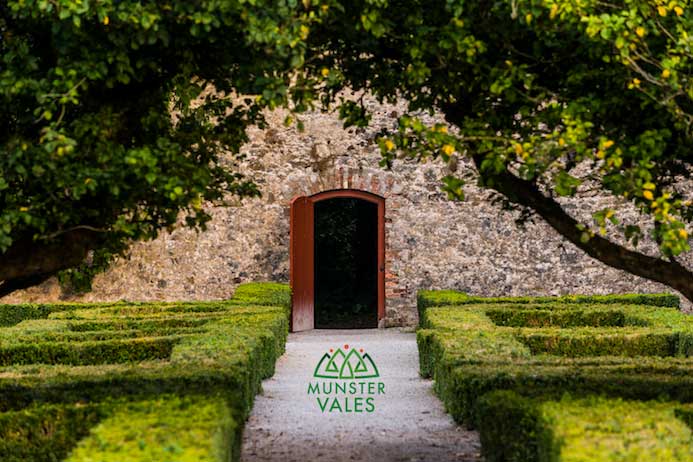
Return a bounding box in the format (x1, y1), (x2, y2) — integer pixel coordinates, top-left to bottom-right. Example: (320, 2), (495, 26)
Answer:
(0, 282), (290, 461)
(0, 402), (105, 462)
(0, 336), (183, 366)
(229, 282), (292, 310)
(417, 290), (680, 319)
(417, 289), (693, 461)
(66, 395), (237, 462)
(478, 392), (693, 462)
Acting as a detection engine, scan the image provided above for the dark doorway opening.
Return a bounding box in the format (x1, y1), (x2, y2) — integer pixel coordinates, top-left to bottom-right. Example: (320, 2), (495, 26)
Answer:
(314, 198), (378, 329)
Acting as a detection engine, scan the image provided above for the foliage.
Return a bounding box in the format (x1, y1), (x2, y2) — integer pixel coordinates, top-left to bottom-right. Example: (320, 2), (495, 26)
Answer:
(416, 289), (680, 320)
(4, 1), (692, 298)
(303, 0), (693, 300)
(0, 402), (104, 462)
(0, 282), (289, 461)
(0, 1), (329, 288)
(417, 289), (693, 460)
(478, 392), (693, 462)
(316, 0), (693, 251)
(66, 395), (236, 462)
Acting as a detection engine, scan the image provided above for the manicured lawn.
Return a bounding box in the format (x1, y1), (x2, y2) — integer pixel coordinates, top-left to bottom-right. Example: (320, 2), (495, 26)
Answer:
(0, 282), (290, 462)
(417, 290), (693, 462)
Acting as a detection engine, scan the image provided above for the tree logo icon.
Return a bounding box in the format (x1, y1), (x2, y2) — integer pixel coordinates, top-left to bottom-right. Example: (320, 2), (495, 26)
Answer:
(313, 344), (380, 379)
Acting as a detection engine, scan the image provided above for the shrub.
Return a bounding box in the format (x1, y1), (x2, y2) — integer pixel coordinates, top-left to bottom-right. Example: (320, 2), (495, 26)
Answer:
(0, 281), (290, 461)
(0, 336), (182, 366)
(0, 402), (104, 462)
(478, 392), (693, 462)
(65, 395), (238, 462)
(230, 282), (291, 310)
(418, 289), (693, 461)
(417, 290), (680, 319)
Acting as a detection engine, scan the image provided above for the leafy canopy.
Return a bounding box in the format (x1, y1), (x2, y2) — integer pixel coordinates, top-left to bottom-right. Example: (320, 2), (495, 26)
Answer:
(1, 0), (692, 297)
(0, 0), (328, 290)
(308, 0), (693, 258)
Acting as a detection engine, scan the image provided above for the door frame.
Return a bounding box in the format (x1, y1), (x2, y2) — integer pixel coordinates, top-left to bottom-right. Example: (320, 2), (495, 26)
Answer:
(290, 189), (386, 331)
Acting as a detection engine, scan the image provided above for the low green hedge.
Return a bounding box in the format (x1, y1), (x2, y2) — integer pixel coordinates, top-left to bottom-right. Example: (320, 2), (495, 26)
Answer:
(66, 395), (238, 462)
(2, 326), (207, 344)
(434, 358), (693, 426)
(517, 330), (678, 357)
(418, 289), (692, 462)
(484, 308), (634, 328)
(0, 282), (290, 461)
(229, 282), (291, 310)
(0, 335), (183, 366)
(0, 402), (105, 462)
(417, 290), (680, 319)
(478, 392), (693, 462)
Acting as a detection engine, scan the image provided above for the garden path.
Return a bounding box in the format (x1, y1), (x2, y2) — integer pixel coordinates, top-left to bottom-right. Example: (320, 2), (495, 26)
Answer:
(241, 328), (482, 462)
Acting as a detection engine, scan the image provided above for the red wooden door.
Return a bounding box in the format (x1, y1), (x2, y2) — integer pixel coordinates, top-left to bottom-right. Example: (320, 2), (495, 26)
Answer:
(290, 190), (385, 331)
(290, 196), (314, 331)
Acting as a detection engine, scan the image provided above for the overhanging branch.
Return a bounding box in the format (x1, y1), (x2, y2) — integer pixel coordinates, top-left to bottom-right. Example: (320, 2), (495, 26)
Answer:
(474, 159), (693, 302)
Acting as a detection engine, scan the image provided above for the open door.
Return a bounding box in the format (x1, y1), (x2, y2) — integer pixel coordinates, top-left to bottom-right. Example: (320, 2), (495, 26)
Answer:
(290, 196), (314, 331)
(290, 190), (385, 332)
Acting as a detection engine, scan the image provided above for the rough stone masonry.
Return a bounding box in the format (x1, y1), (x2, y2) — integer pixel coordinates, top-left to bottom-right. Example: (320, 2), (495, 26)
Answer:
(4, 98), (692, 322)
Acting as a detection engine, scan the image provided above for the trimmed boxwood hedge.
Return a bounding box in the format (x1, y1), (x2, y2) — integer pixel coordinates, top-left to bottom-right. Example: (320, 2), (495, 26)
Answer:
(66, 395), (238, 462)
(0, 282), (291, 462)
(417, 289), (693, 462)
(417, 290), (680, 319)
(478, 392), (693, 462)
(0, 402), (105, 462)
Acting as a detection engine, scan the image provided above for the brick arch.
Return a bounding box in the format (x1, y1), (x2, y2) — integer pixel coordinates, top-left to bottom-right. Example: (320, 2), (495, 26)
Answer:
(290, 189), (386, 331)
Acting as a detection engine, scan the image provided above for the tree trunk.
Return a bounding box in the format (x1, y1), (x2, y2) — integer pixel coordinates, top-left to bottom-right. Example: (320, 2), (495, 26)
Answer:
(0, 230), (99, 297)
(477, 164), (693, 304)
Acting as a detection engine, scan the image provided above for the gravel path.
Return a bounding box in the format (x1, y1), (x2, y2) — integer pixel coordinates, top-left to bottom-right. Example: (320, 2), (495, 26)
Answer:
(241, 329), (482, 462)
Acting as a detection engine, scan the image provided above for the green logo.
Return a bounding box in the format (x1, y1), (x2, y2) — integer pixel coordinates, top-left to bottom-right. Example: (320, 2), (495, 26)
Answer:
(307, 344), (385, 413)
(313, 345), (380, 379)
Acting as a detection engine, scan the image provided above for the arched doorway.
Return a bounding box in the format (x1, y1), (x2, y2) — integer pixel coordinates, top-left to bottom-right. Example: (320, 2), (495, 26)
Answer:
(290, 190), (385, 331)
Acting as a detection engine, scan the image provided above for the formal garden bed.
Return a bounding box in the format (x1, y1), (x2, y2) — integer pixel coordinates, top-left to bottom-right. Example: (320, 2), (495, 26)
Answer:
(417, 290), (693, 462)
(0, 282), (290, 462)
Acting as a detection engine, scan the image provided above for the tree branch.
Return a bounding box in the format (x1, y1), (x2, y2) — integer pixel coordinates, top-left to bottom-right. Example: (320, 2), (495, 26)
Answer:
(474, 159), (693, 303)
(0, 229), (101, 297)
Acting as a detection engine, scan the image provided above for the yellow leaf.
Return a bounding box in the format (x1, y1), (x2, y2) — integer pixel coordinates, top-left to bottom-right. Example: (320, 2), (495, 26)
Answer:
(442, 144), (455, 156)
(662, 68), (671, 78)
(643, 190), (654, 200)
(550, 4), (559, 19)
(526, 13), (533, 24)
(636, 26), (645, 38)
(103, 16), (109, 25)
(603, 140), (614, 149)
(514, 143), (524, 155)
(643, 182), (656, 190)
(675, 6), (684, 15)
(558, 138), (565, 146)
(19, 206), (28, 212)
(658, 6), (668, 16)
(320, 67), (330, 77)
(679, 229), (689, 239)
(384, 139), (395, 151)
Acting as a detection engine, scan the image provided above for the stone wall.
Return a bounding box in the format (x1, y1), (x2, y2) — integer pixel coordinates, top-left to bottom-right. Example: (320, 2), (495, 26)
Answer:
(4, 99), (692, 323)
